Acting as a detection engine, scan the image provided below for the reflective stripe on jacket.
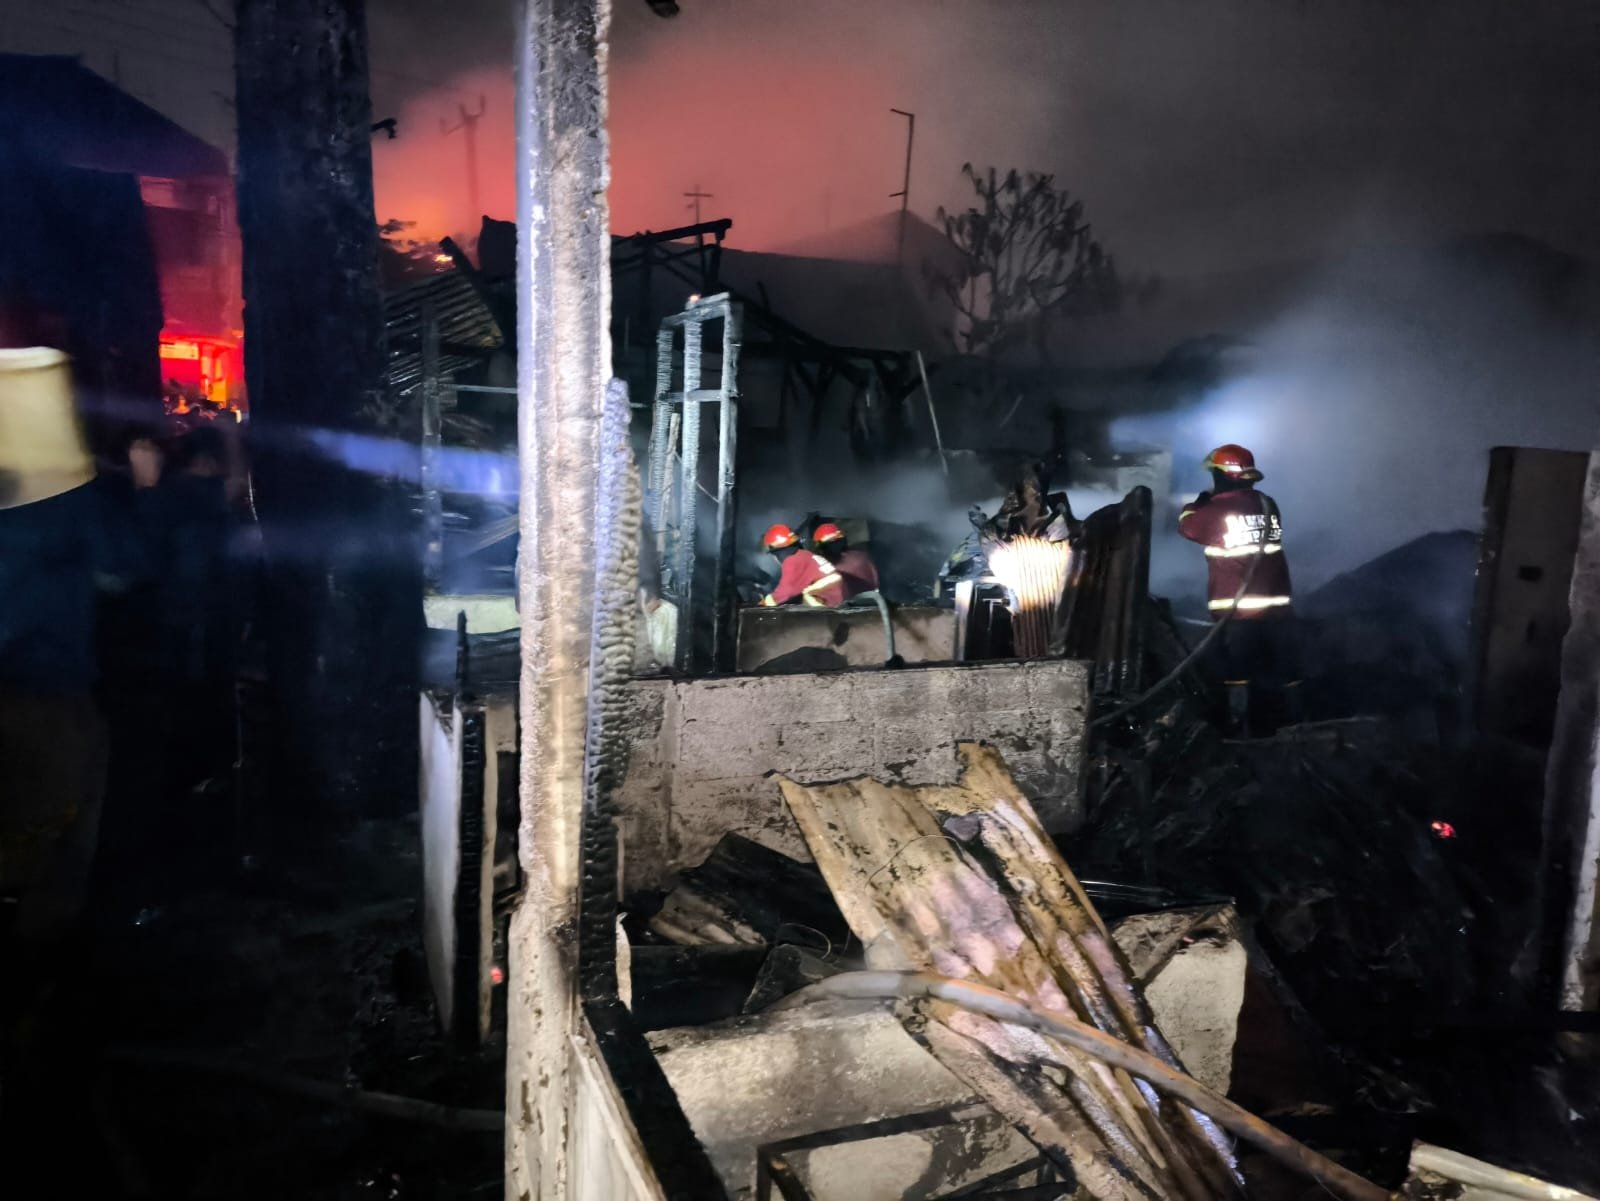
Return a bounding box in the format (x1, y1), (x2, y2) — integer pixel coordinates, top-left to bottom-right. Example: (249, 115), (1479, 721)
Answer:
(764, 551), (841, 607)
(1178, 487), (1292, 620)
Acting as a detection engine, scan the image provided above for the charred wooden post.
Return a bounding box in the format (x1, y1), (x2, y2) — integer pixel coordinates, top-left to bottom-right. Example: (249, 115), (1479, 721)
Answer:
(1543, 451), (1600, 1009)
(712, 305), (743, 672)
(234, 0), (418, 817)
(506, 0), (613, 1190)
(642, 295), (743, 672)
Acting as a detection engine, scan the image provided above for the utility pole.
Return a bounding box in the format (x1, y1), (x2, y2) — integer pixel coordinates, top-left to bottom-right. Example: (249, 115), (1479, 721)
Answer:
(683, 183), (714, 227)
(890, 107), (915, 265)
(442, 95), (488, 227)
(684, 183), (715, 276)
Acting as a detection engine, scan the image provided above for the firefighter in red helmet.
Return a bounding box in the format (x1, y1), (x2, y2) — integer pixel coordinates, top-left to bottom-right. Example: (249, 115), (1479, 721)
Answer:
(810, 522), (880, 608)
(759, 522), (843, 608)
(1179, 444), (1300, 731)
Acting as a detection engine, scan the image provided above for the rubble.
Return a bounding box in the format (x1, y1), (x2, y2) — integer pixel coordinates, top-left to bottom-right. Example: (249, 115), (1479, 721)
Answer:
(775, 742), (1255, 1200)
(637, 877), (1260, 1200)
(646, 833), (850, 951)
(1404, 1143), (1600, 1201)
(646, 1003), (979, 1194)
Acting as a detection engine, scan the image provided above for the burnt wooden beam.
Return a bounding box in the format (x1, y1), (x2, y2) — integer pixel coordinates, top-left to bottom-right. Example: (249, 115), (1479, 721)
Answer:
(235, 0), (419, 819)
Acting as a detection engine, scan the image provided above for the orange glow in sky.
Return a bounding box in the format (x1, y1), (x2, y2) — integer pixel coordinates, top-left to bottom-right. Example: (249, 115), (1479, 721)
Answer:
(372, 51), (910, 254)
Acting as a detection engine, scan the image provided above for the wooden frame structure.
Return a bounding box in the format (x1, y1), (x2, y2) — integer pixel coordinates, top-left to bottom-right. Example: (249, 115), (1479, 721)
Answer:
(645, 293), (744, 673)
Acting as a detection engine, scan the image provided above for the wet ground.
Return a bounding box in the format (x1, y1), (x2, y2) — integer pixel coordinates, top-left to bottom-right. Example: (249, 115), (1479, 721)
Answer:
(2, 812), (502, 1201)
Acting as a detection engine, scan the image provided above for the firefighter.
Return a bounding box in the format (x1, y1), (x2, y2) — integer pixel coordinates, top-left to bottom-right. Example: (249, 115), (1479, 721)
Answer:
(811, 522), (880, 606)
(758, 523), (843, 608)
(1178, 444), (1299, 731)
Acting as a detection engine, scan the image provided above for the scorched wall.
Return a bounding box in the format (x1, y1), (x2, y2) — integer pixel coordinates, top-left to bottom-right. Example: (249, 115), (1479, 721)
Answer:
(615, 659), (1090, 892)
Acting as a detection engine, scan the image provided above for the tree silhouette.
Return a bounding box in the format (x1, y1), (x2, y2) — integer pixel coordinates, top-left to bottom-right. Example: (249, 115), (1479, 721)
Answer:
(928, 165), (1121, 361)
(377, 218), (448, 288)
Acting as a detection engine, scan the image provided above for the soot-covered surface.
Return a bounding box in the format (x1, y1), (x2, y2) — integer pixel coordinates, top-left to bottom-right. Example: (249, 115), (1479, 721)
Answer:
(1, 816), (503, 1200)
(1068, 713), (1600, 1193)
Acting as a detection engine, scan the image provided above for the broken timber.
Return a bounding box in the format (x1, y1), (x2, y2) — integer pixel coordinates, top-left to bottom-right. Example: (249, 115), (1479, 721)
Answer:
(776, 743), (1238, 1200)
(775, 745), (1388, 1201)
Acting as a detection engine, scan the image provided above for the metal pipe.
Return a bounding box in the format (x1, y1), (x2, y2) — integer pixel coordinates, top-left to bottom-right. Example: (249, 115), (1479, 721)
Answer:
(1410, 1144), (1598, 1201)
(915, 350), (948, 476)
(776, 971), (1389, 1201)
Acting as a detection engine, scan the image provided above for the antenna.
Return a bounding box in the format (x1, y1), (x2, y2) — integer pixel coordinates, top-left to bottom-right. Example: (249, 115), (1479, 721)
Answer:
(683, 184), (714, 226)
(441, 95), (489, 227)
(889, 108), (915, 265)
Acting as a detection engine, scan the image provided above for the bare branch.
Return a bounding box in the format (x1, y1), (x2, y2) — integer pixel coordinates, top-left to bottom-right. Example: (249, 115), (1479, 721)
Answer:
(929, 164), (1120, 360)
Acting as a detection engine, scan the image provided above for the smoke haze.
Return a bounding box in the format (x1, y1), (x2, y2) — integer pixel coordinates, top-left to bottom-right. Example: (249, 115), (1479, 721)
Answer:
(1122, 241), (1600, 601)
(368, 0), (1600, 269)
(364, 0), (1600, 611)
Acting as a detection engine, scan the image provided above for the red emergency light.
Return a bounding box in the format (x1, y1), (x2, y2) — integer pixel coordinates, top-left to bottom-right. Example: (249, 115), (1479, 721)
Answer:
(159, 332), (243, 411)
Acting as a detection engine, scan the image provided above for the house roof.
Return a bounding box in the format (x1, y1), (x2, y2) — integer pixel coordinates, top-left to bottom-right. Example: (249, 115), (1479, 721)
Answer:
(609, 212), (961, 357)
(0, 54), (227, 179)
(715, 246), (946, 354)
(383, 268), (505, 395)
(770, 211), (963, 275)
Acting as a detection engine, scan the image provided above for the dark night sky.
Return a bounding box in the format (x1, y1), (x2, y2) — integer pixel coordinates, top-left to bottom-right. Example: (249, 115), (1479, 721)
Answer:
(368, 0), (1600, 273)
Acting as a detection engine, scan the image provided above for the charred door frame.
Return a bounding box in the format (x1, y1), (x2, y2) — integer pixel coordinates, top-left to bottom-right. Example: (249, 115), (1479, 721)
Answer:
(646, 294), (745, 673)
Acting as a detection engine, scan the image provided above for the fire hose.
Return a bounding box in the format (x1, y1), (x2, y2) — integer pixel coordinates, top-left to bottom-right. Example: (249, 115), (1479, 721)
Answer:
(1089, 496), (1279, 730)
(776, 970), (1389, 1201)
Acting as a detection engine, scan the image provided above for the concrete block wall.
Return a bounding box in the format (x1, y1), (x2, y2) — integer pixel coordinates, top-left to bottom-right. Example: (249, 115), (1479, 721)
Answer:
(646, 905), (1247, 1199)
(735, 605), (957, 672)
(617, 659), (1090, 891)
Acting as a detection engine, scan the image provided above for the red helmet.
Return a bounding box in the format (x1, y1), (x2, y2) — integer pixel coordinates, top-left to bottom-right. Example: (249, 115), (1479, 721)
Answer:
(762, 523), (799, 550)
(1202, 443), (1263, 482)
(812, 522), (845, 545)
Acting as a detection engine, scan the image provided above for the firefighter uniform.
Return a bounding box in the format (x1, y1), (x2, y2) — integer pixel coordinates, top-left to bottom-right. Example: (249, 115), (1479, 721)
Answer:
(762, 548), (844, 608)
(1177, 487), (1292, 618)
(1178, 444), (1299, 732)
(810, 523), (879, 609)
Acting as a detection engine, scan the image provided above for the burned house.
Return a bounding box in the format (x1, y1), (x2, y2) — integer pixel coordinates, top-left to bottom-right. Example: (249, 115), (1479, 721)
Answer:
(0, 54), (244, 416)
(6, 0), (1599, 1198)
(78, 7), (1580, 1195)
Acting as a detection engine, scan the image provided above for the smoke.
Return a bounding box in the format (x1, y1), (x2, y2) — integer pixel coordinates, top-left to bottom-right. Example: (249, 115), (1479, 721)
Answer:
(359, 0), (1600, 614)
(367, 0), (1600, 270)
(1114, 241), (1600, 603)
(739, 454), (999, 598)
(369, 1), (1067, 251)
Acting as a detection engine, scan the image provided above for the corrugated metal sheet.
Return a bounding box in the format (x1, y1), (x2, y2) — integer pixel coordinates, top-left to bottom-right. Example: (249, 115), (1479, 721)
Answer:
(1055, 487), (1152, 693)
(383, 269), (504, 395)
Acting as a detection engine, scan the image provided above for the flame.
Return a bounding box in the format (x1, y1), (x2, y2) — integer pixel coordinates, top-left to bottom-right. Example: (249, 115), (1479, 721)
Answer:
(986, 536), (1073, 658)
